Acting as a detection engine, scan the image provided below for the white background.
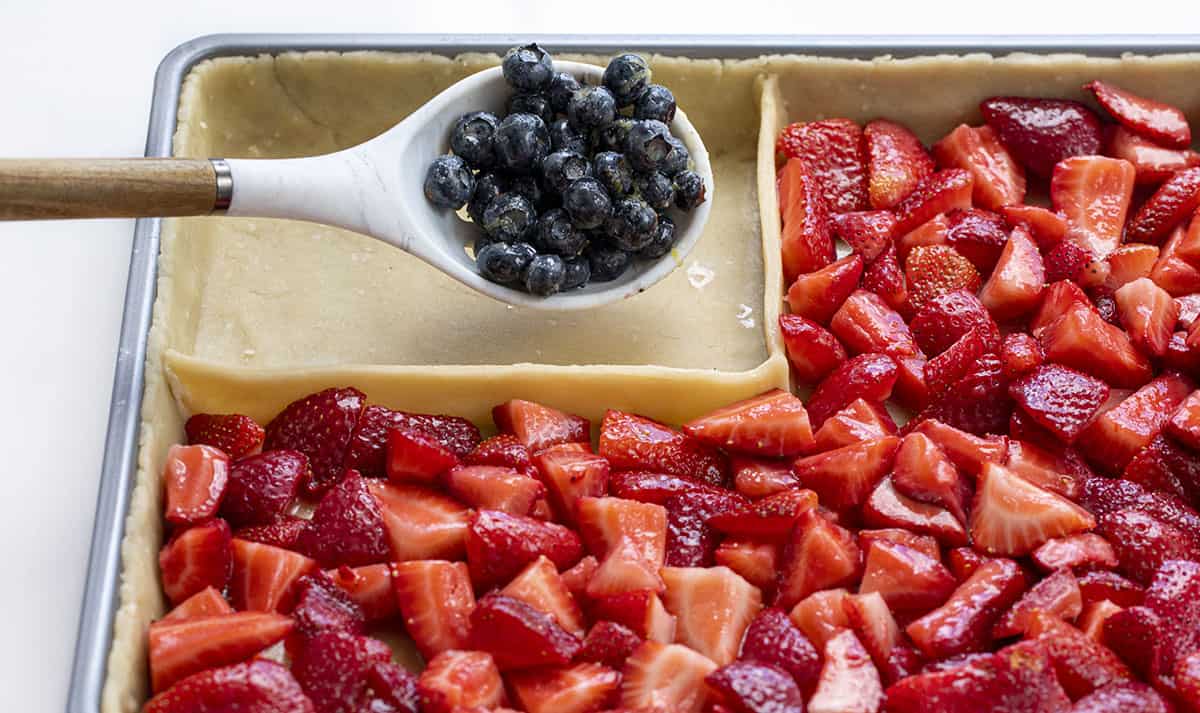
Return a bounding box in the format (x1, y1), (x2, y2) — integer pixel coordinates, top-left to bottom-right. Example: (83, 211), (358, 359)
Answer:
(0, 0), (1191, 707)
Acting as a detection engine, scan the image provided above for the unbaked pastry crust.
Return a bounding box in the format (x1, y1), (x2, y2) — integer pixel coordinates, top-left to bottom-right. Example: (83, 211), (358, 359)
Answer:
(102, 49), (1200, 713)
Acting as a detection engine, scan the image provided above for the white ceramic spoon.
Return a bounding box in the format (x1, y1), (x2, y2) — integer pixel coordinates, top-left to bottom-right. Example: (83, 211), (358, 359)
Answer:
(0, 60), (713, 310)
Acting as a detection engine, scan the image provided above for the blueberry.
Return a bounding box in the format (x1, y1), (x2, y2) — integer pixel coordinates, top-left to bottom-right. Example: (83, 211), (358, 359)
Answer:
(562, 177), (612, 230)
(638, 215), (676, 260)
(660, 136), (690, 177)
(674, 170), (707, 210)
(473, 232), (495, 256)
(506, 93), (554, 125)
(567, 85), (617, 132)
(512, 241), (538, 266)
(602, 53), (651, 107)
(523, 254), (567, 296)
(625, 120), (673, 172)
(546, 71), (582, 113)
(593, 151), (633, 198)
(634, 84), (676, 123)
(423, 155), (475, 209)
(477, 241), (532, 284)
(549, 118), (588, 154)
(449, 111), (499, 170)
(562, 255), (591, 290)
(586, 242), (632, 282)
(635, 171), (674, 212)
(592, 118), (634, 153)
(606, 198), (658, 251)
(482, 193), (537, 243)
(536, 208), (588, 256)
(509, 175), (545, 210)
(502, 43), (553, 91)
(540, 150), (592, 195)
(494, 113), (550, 175)
(467, 171), (507, 224)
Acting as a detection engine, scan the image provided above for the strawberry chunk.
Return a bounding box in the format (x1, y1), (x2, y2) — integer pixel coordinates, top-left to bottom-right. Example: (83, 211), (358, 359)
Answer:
(705, 661), (804, 713)
(233, 517), (307, 555)
(466, 509), (583, 590)
(1027, 609), (1132, 699)
(159, 519), (233, 606)
(892, 432), (968, 523)
(1176, 208), (1200, 267)
(793, 436), (900, 511)
(865, 119), (935, 210)
(1097, 508), (1200, 585)
(778, 314), (847, 383)
(620, 641), (717, 713)
(830, 289), (918, 358)
(148, 612), (293, 692)
(661, 566), (762, 665)
(469, 593), (581, 670)
(1032, 533), (1118, 573)
(914, 352), (1012, 437)
(500, 555), (585, 636)
(221, 450), (306, 528)
(707, 487), (816, 538)
(608, 469), (735, 505)
(775, 119), (868, 214)
(344, 405), (480, 478)
(999, 332), (1044, 379)
(981, 96), (1103, 177)
(292, 629), (388, 713)
(858, 528), (940, 560)
(160, 587), (234, 624)
(971, 462), (1095, 556)
(737, 607), (821, 688)
(1107, 125), (1200, 184)
(683, 389), (814, 458)
(906, 558), (1027, 659)
(578, 620), (643, 669)
(1176, 651), (1200, 710)
(493, 399), (590, 453)
(715, 537), (781, 594)
(391, 559), (474, 659)
(788, 588), (852, 650)
(896, 213), (950, 262)
(833, 210), (897, 262)
(1003, 439), (1088, 500)
(1108, 244), (1162, 292)
(228, 538), (317, 612)
(859, 538), (956, 614)
(264, 387), (365, 496)
(417, 650), (505, 713)
(1040, 302), (1154, 389)
(905, 245), (981, 312)
(529, 446), (608, 524)
(1051, 156), (1136, 259)
(599, 409), (727, 486)
(806, 353), (898, 428)
(296, 472), (389, 568)
(812, 399), (896, 452)
(1077, 373), (1193, 474)
(807, 630), (884, 713)
(862, 243), (911, 317)
(1167, 389), (1200, 450)
(463, 433), (535, 477)
(291, 572), (366, 640)
(443, 465), (543, 516)
(993, 568), (1082, 638)
(778, 158), (836, 282)
(843, 591), (919, 685)
(924, 327), (986, 401)
(892, 169), (974, 238)
(784, 253), (862, 325)
(144, 660), (312, 713)
(185, 413), (264, 460)
(979, 225), (1045, 320)
(1070, 682), (1174, 713)
(384, 429), (458, 485)
(932, 124), (1026, 211)
(909, 289), (999, 358)
(1087, 80), (1192, 149)
(1136, 559), (1200, 681)
(587, 589), (676, 643)
(163, 444), (230, 526)
(863, 477), (969, 547)
(1114, 277), (1179, 357)
(1151, 223), (1200, 295)
(1077, 475), (1200, 549)
(1128, 167), (1200, 244)
(365, 662), (418, 713)
(508, 662), (621, 713)
(944, 208), (1009, 272)
(775, 510), (862, 609)
(324, 564), (395, 622)
(1122, 434), (1200, 504)
(1008, 364), (1110, 445)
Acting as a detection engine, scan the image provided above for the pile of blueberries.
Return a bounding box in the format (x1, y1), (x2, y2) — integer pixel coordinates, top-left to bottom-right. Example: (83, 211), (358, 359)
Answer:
(423, 44), (707, 296)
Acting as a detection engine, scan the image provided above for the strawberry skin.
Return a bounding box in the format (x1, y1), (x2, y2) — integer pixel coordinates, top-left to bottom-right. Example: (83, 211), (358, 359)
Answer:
(980, 96), (1103, 177)
(778, 158), (836, 282)
(909, 289), (999, 357)
(163, 445), (230, 526)
(143, 660), (314, 713)
(1086, 80), (1192, 149)
(1108, 125), (1200, 184)
(1128, 167), (1200, 245)
(785, 253), (863, 325)
(1051, 156), (1136, 259)
(221, 450), (306, 528)
(148, 612), (294, 692)
(738, 607), (821, 688)
(778, 314), (847, 383)
(1008, 364), (1110, 444)
(1076, 373), (1193, 474)
(905, 558), (1027, 659)
(185, 413), (264, 460)
(864, 119), (935, 210)
(385, 428), (459, 485)
(705, 661), (805, 713)
(159, 519), (233, 605)
(343, 404), (480, 478)
(793, 436), (900, 511)
(776, 119), (868, 214)
(1039, 302), (1153, 389)
(932, 124), (1026, 211)
(466, 509), (583, 589)
(806, 353), (898, 428)
(945, 208), (1009, 273)
(291, 629), (388, 713)
(891, 169), (973, 238)
(904, 245), (981, 312)
(468, 593), (582, 670)
(264, 387), (365, 496)
(599, 409), (727, 486)
(683, 389), (814, 458)
(833, 210), (897, 262)
(295, 471), (390, 569)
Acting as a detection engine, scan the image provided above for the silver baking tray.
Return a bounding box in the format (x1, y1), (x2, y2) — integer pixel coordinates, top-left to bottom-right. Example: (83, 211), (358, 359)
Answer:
(66, 33), (1200, 713)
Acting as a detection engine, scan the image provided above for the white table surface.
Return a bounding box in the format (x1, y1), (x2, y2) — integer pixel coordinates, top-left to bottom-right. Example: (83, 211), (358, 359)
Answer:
(0, 0), (1190, 708)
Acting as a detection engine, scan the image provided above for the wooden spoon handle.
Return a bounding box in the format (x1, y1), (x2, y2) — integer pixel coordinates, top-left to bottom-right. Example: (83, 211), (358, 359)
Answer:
(0, 158), (221, 220)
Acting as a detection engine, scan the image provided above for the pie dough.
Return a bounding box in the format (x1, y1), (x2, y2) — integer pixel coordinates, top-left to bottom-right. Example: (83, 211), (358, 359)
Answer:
(102, 49), (1200, 713)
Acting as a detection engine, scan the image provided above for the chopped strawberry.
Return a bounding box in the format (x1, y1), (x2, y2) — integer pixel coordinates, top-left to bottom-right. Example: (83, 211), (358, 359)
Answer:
(1025, 609), (1132, 700)
(1079, 599), (1124, 643)
(344, 405), (480, 478)
(846, 591), (923, 685)
(784, 253), (863, 325)
(1001, 204), (1068, 252)
(1151, 223), (1200, 296)
(793, 436), (900, 511)
(942, 209), (1007, 273)
(896, 213), (951, 262)
(234, 514), (308, 550)
(508, 662), (621, 713)
(923, 327), (986, 402)
(466, 509), (583, 590)
(295, 472), (389, 568)
(1077, 373), (1193, 474)
(292, 629), (387, 713)
(998, 332), (1043, 380)
(728, 458), (797, 501)
(500, 555), (585, 636)
(160, 586), (234, 624)
(1108, 245), (1164, 294)
(220, 450), (305, 528)
(859, 528), (940, 560)
(1108, 125), (1200, 184)
(661, 566), (762, 665)
(715, 537), (780, 594)
(228, 537), (317, 612)
(806, 353), (898, 428)
(910, 291), (1000, 359)
(291, 572), (366, 641)
(859, 538), (956, 614)
(1114, 277), (1179, 357)
(384, 428), (458, 485)
(812, 398), (896, 451)
(417, 650), (505, 713)
(695, 484), (807, 536)
(579, 619), (643, 668)
(933, 124), (1027, 211)
(1103, 604), (1172, 688)
(862, 244), (911, 317)
(620, 641), (718, 713)
(778, 314), (847, 383)
(598, 409), (727, 486)
(892, 169), (974, 244)
(1050, 156), (1136, 259)
(912, 419), (1007, 476)
(971, 462), (1095, 556)
(185, 413), (265, 460)
(833, 210), (897, 262)
(468, 593), (581, 670)
(391, 559), (474, 659)
(1138, 559), (1200, 683)
(1097, 509), (1200, 585)
(587, 589), (677, 643)
(1123, 434), (1200, 504)
(366, 480), (469, 562)
(905, 245), (982, 313)
(864, 119), (935, 210)
(1129, 167), (1200, 244)
(705, 661), (804, 713)
(463, 433), (536, 478)
(993, 568), (1083, 638)
(264, 387), (365, 496)
(946, 547), (991, 582)
(1071, 681), (1174, 713)
(807, 630), (883, 713)
(143, 660), (312, 713)
(1040, 302), (1154, 389)
(365, 662), (418, 713)
(149, 611), (294, 693)
(982, 229), (1045, 320)
(1043, 238), (1092, 285)
(892, 432), (968, 524)
(163, 444), (230, 526)
(775, 119), (868, 214)
(1086, 80), (1192, 149)
(1078, 475), (1200, 549)
(864, 475), (970, 547)
(775, 509), (862, 609)
(981, 96), (1103, 177)
(323, 564), (394, 622)
(915, 352), (1013, 437)
(1031, 280), (1094, 338)
(830, 289), (918, 358)
(443, 465), (542, 516)
(1175, 650), (1200, 711)
(608, 469), (737, 506)
(906, 558), (1027, 658)
(683, 389), (814, 458)
(159, 519), (233, 606)
(778, 157), (836, 282)
(737, 607), (821, 689)
(1008, 364), (1110, 445)
(1004, 439), (1089, 500)
(662, 491), (731, 567)
(1032, 533), (1118, 573)
(493, 399), (590, 453)
(1167, 390), (1200, 450)
(527, 447), (607, 525)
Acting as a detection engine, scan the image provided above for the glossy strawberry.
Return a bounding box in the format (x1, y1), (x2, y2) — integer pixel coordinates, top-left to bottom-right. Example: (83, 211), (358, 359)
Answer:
(859, 538), (956, 614)
(599, 409), (727, 486)
(468, 593), (581, 670)
(1026, 610), (1132, 700)
(463, 433), (536, 478)
(1128, 167), (1200, 244)
(1002, 203), (1068, 250)
(807, 630), (884, 713)
(587, 589), (676, 643)
(993, 568), (1082, 638)
(909, 289), (1000, 358)
(923, 326), (986, 401)
(707, 488), (816, 539)
(833, 209), (897, 262)
(292, 629), (388, 713)
(1141, 559), (1200, 684)
(1008, 364), (1109, 444)
(1070, 681), (1174, 713)
(508, 662), (621, 713)
(366, 662), (419, 713)
(1040, 302), (1154, 389)
(383, 428), (458, 485)
(864, 119), (935, 210)
(291, 572), (366, 640)
(466, 509), (583, 590)
(830, 289), (918, 358)
(905, 558), (1027, 659)
(793, 436), (900, 511)
(264, 387), (365, 496)
(660, 566), (762, 666)
(620, 641), (718, 713)
(1097, 508), (1200, 584)
(805, 353), (898, 428)
(390, 560), (475, 659)
(1087, 80), (1192, 148)
(493, 399), (590, 453)
(892, 169), (974, 242)
(159, 519), (233, 606)
(812, 399), (896, 451)
(861, 243), (911, 316)
(892, 431), (968, 523)
(185, 413), (265, 460)
(1108, 125), (1200, 184)
(778, 314), (847, 383)
(417, 650), (505, 713)
(981, 96), (1103, 177)
(705, 661), (804, 713)
(784, 253), (862, 325)
(143, 660), (313, 713)
(971, 462), (1095, 556)
(859, 528), (940, 560)
(367, 480), (469, 562)
(1115, 277), (1179, 357)
(775, 119), (868, 214)
(932, 124), (1026, 211)
(915, 352), (1012, 437)
(163, 445), (230, 526)
(775, 509), (862, 609)
(529, 446), (608, 524)
(148, 612), (294, 693)
(1077, 373), (1193, 474)
(737, 607), (821, 688)
(344, 405), (479, 478)
(941, 209), (1007, 272)
(778, 158), (836, 282)
(1152, 223), (1200, 296)
(1108, 246), (1163, 294)
(608, 469), (735, 506)
(863, 477), (970, 547)
(896, 213), (950, 262)
(220, 450), (306, 528)
(1032, 533), (1118, 572)
(1051, 156), (1136, 259)
(905, 245), (982, 312)
(228, 537), (317, 612)
(324, 564), (395, 622)
(1123, 434), (1200, 504)
(789, 588), (852, 650)
(160, 587), (234, 624)
(664, 490), (742, 567)
(683, 389), (813, 458)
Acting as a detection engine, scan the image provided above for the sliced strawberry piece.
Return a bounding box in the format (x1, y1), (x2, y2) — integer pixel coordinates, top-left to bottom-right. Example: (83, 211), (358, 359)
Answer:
(620, 641), (718, 713)
(578, 619), (643, 668)
(1079, 599), (1124, 643)
(295, 472), (389, 568)
(1087, 80), (1192, 148)
(143, 660), (312, 713)
(159, 519), (233, 606)
(914, 352), (1012, 437)
(784, 253), (862, 325)
(323, 564), (395, 622)
(292, 629), (387, 713)
(508, 662), (621, 713)
(1129, 167), (1200, 244)
(148, 612), (293, 692)
(1031, 280), (1095, 338)
(1071, 681), (1174, 713)
(845, 591), (922, 685)
(463, 433), (536, 477)
(892, 432), (968, 524)
(807, 630), (884, 713)
(1097, 508), (1200, 585)
(493, 399), (590, 453)
(891, 169), (974, 238)
(1004, 439), (1089, 500)
(946, 547), (991, 583)
(1043, 238), (1092, 284)
(524, 446), (606, 525)
(911, 419), (1006, 476)
(1081, 570), (1148, 610)
(160, 586), (234, 624)
(979, 226), (1045, 319)
(1114, 277), (1179, 358)
(366, 662), (418, 713)
(1002, 203), (1068, 250)
(706, 488), (817, 539)
(830, 289), (918, 358)
(417, 650), (505, 713)
(788, 588), (852, 650)
(737, 607), (821, 689)
(185, 413), (265, 460)
(228, 538), (317, 612)
(775, 119), (868, 214)
(264, 387), (365, 496)
(859, 538), (956, 614)
(234, 514), (308, 553)
(933, 124), (1026, 211)
(221, 450), (305, 528)
(664, 490), (759, 567)
(608, 469), (736, 506)
(599, 409), (727, 486)
(999, 332), (1044, 380)
(1108, 125), (1200, 184)
(715, 537), (780, 595)
(896, 212), (951, 262)
(344, 405), (479, 478)
(864, 119), (935, 209)
(1008, 364), (1109, 445)
(1103, 604), (1172, 687)
(924, 327), (986, 401)
(778, 157), (836, 282)
(905, 244), (982, 312)
(661, 565), (762, 665)
(1175, 209), (1200, 269)
(466, 509), (583, 590)
(833, 209), (897, 262)
(792, 436), (900, 511)
(862, 243), (911, 317)
(1078, 475), (1200, 548)
(443, 465), (542, 516)
(859, 528), (940, 560)
(1139, 558), (1200, 681)
(909, 289), (1000, 357)
(1026, 609), (1133, 699)
(1151, 223), (1200, 296)
(906, 558), (1027, 658)
(587, 589), (676, 643)
(805, 353), (898, 428)
(291, 572), (366, 641)
(1175, 650), (1200, 711)
(728, 457), (798, 500)
(705, 661), (804, 713)
(501, 554), (585, 636)
(778, 314), (847, 384)
(1032, 533), (1118, 573)
(163, 445), (230, 526)
(1108, 244), (1163, 292)
(1040, 302), (1154, 388)
(1122, 434), (1200, 504)
(981, 96), (1103, 177)
(390, 559), (474, 659)
(366, 480), (469, 562)
(384, 429), (458, 485)
(812, 399), (896, 452)
(468, 593), (581, 671)
(993, 568), (1082, 638)
(775, 509), (861, 609)
(683, 389), (814, 458)
(943, 208), (1008, 272)
(863, 477), (969, 547)
(1050, 156), (1136, 258)
(1077, 373), (1193, 474)
(1167, 390), (1200, 450)
(970, 462), (1095, 556)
